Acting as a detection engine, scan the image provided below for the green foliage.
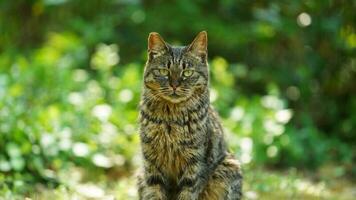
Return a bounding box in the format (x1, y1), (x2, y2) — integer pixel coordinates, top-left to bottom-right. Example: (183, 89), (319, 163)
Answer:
(0, 33), (142, 194)
(0, 0), (355, 197)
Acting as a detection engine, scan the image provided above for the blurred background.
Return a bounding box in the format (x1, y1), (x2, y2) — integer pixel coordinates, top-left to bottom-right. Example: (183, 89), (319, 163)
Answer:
(0, 0), (355, 199)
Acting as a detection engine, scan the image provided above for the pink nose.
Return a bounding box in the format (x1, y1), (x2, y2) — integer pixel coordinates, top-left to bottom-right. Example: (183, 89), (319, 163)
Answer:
(172, 85), (177, 90)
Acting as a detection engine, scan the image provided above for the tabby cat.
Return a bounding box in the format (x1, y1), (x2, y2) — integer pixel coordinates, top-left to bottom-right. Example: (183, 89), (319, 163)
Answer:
(137, 31), (242, 200)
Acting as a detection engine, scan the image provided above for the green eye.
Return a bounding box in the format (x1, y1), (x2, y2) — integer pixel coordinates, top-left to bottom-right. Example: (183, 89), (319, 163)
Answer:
(159, 69), (169, 76)
(183, 70), (193, 77)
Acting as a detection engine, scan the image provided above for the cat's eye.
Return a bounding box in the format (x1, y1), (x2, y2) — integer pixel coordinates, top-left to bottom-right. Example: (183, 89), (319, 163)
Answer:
(182, 70), (194, 77)
(159, 69), (169, 76)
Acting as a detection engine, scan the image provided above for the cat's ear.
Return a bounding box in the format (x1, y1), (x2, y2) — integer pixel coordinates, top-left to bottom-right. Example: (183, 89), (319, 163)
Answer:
(148, 32), (168, 58)
(187, 31), (208, 61)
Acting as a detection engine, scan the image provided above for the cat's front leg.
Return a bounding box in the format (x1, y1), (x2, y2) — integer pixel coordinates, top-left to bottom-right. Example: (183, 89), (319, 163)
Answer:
(176, 161), (206, 200)
(177, 186), (200, 200)
(140, 164), (168, 200)
(140, 184), (167, 200)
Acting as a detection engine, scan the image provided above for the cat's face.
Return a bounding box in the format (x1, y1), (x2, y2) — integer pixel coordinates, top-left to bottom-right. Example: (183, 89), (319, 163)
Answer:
(143, 31), (209, 103)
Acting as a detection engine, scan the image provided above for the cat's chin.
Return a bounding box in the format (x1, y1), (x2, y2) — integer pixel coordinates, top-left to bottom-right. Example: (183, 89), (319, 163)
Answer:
(160, 94), (188, 104)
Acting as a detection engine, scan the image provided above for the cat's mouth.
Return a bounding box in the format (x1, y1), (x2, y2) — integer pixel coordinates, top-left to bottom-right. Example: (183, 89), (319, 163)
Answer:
(157, 88), (192, 103)
(159, 91), (187, 103)
(169, 93), (180, 98)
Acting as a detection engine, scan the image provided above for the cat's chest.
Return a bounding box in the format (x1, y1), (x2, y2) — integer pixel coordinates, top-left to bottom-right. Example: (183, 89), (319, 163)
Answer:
(140, 115), (203, 178)
(142, 120), (191, 153)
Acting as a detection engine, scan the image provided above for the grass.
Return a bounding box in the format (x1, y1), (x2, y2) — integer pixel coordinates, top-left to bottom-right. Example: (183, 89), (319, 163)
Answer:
(12, 166), (353, 200)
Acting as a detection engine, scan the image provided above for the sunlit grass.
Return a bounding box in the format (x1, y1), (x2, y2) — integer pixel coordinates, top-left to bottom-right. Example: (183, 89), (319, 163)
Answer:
(22, 167), (355, 200)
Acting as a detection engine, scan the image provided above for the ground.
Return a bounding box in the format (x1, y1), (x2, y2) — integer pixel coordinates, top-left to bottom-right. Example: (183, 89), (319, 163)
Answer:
(21, 167), (355, 200)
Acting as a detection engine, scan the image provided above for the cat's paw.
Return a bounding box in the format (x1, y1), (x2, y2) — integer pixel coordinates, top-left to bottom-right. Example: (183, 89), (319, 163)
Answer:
(177, 189), (198, 200)
(141, 193), (166, 200)
(140, 185), (167, 200)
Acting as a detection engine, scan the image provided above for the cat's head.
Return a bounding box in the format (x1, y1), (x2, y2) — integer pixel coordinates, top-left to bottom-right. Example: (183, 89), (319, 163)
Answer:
(143, 31), (209, 103)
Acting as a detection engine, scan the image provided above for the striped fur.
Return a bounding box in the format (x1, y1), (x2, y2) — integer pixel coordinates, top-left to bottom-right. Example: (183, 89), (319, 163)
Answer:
(138, 32), (242, 200)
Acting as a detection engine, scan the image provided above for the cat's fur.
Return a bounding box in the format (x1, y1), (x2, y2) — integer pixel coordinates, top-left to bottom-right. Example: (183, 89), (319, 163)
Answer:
(137, 31), (242, 200)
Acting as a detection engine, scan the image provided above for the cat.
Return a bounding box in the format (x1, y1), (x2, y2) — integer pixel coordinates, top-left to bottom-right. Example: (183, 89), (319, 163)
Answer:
(137, 31), (242, 200)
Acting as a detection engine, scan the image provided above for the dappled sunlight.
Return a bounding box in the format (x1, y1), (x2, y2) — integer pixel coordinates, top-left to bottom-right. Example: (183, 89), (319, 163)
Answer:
(118, 89), (134, 103)
(92, 104), (113, 122)
(297, 12), (312, 27)
(239, 137), (253, 164)
(91, 43), (120, 71)
(72, 142), (90, 157)
(230, 106), (245, 122)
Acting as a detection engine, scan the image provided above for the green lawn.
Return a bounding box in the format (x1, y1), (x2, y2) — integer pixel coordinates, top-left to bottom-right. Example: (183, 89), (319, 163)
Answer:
(18, 167), (354, 200)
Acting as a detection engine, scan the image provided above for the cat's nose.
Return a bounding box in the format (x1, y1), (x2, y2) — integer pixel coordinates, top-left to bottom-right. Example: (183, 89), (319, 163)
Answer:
(170, 80), (179, 90)
(171, 84), (178, 90)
